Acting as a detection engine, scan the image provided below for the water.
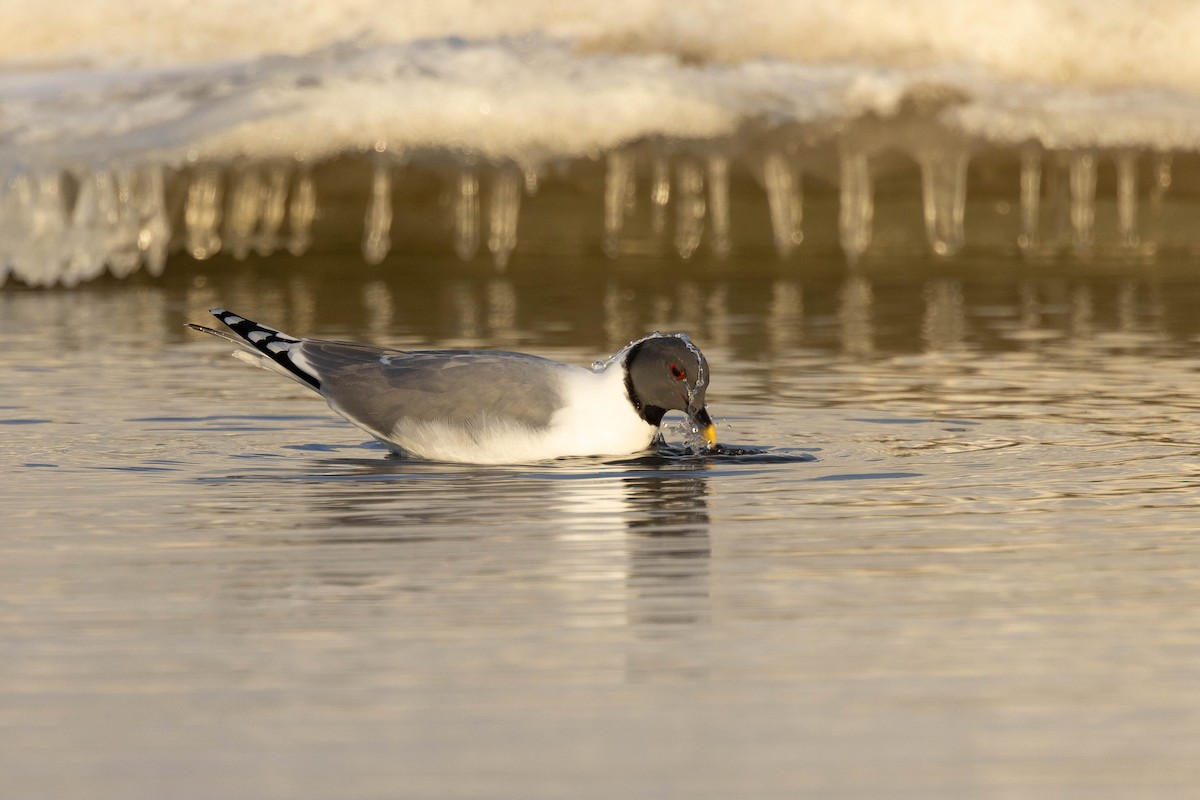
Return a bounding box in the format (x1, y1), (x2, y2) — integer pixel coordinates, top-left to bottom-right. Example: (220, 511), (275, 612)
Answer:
(3, 251), (1200, 797)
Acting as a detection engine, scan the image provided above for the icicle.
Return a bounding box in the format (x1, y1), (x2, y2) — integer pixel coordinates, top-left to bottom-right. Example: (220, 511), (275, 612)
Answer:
(919, 149), (968, 256)
(103, 165), (170, 278)
(1069, 151), (1096, 253)
(763, 151), (802, 259)
(225, 168), (264, 260)
(838, 148), (873, 263)
(14, 173), (69, 287)
(1150, 153), (1172, 207)
(287, 163), (316, 256)
(3, 175), (33, 285)
(361, 161), (392, 265)
(453, 168), (479, 261)
(487, 167), (521, 270)
(650, 155), (670, 235)
(0, 178), (13, 286)
(603, 151), (634, 259)
(1017, 149), (1042, 253)
(67, 170), (119, 285)
(255, 163), (290, 257)
(107, 169), (144, 278)
(1042, 153), (1068, 248)
(185, 165), (223, 260)
(1115, 152), (1139, 250)
(706, 155), (731, 259)
(673, 161), (705, 260)
(523, 166), (540, 195)
(134, 165), (170, 276)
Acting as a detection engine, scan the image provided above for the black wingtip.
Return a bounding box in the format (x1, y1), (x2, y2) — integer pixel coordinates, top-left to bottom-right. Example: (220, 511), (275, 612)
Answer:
(201, 308), (320, 390)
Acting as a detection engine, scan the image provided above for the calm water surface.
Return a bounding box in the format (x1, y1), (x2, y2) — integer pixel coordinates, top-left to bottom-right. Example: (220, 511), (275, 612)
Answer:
(3, 252), (1200, 798)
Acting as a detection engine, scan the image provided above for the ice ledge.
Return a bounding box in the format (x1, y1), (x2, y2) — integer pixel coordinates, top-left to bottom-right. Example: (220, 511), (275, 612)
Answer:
(1, 140), (1192, 288)
(3, 36), (1200, 286)
(6, 36), (1200, 171)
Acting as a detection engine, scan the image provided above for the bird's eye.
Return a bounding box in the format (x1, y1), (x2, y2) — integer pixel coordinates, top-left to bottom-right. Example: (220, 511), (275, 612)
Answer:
(669, 362), (686, 381)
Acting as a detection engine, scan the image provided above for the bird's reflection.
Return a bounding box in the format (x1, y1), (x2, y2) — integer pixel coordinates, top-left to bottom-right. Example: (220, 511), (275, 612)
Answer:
(552, 466), (712, 681)
(621, 472), (711, 631)
(549, 464), (711, 623)
(244, 454), (714, 644)
(554, 468), (710, 622)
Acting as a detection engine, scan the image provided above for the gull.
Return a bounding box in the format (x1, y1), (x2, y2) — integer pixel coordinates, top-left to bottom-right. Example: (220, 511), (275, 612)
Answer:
(188, 308), (717, 464)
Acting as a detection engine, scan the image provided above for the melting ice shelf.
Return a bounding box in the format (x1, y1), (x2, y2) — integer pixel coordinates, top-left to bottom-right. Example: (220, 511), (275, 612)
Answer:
(2, 1), (1198, 285)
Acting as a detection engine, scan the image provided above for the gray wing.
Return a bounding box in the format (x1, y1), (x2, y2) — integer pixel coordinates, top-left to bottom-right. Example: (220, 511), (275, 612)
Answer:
(295, 340), (570, 437)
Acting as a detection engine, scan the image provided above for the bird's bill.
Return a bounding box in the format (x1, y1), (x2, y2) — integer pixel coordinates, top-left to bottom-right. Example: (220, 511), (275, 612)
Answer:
(691, 406), (717, 447)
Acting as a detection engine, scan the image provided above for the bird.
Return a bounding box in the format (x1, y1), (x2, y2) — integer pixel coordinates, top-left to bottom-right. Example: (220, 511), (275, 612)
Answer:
(187, 308), (717, 464)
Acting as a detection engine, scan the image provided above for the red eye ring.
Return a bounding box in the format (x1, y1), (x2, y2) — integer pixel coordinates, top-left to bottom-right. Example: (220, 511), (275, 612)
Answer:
(669, 362), (686, 381)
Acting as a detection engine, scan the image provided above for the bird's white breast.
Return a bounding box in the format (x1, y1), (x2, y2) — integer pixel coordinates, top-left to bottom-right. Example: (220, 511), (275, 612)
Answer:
(544, 361), (659, 456)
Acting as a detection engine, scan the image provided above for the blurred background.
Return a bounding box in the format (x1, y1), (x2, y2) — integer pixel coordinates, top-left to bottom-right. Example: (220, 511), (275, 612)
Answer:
(3, 0), (1200, 286)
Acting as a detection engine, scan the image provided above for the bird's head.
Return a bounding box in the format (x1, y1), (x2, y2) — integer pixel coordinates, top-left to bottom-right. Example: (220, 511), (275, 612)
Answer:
(624, 334), (716, 448)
